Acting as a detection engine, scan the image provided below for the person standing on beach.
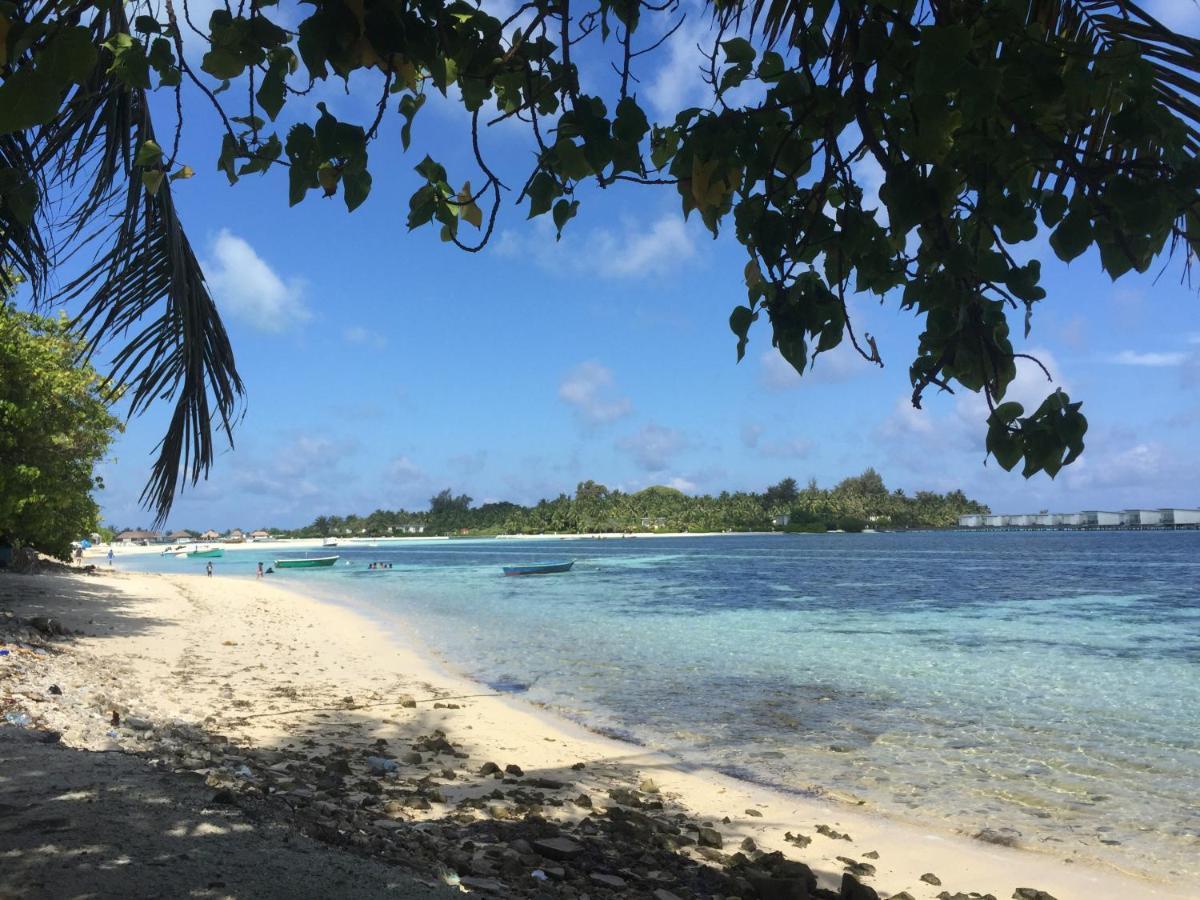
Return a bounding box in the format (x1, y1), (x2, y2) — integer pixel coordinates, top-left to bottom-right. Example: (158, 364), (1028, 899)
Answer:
(256, 562), (264, 579)
(206, 561), (213, 577)
(107, 547), (113, 566)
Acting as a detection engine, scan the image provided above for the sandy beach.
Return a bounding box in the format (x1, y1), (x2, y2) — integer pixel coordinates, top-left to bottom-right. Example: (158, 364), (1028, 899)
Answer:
(1, 567), (1192, 899)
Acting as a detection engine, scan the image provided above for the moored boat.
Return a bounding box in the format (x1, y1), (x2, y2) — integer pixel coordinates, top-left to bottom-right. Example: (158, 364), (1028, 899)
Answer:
(502, 560), (574, 576)
(188, 547), (224, 558)
(274, 555), (339, 569)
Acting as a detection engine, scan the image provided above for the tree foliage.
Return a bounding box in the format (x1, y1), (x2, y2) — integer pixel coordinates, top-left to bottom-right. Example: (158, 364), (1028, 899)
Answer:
(0, 298), (120, 559)
(3, 0), (1199, 519)
(763, 476), (799, 508)
(429, 488), (473, 515)
(285, 469), (987, 536)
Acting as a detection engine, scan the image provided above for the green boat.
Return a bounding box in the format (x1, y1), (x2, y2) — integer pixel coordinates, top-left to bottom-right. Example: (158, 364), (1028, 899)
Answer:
(176, 547), (225, 561)
(274, 555), (339, 569)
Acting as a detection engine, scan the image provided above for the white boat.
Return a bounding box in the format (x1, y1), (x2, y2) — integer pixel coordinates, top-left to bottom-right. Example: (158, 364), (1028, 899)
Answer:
(322, 539), (339, 548)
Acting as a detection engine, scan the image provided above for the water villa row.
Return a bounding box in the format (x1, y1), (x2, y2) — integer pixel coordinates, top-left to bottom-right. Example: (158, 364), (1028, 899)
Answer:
(957, 508), (1200, 530)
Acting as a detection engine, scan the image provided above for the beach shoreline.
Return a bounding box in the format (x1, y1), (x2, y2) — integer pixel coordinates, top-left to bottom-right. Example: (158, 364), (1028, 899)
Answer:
(1, 568), (1191, 899)
(84, 530), (791, 561)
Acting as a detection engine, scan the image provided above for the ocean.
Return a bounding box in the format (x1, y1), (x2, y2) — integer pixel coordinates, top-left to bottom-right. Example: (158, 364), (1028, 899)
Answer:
(128, 531), (1200, 879)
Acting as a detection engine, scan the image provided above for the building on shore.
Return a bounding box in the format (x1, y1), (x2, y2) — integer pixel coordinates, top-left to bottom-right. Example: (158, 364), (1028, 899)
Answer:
(115, 530), (160, 544)
(959, 508), (1199, 529)
(201, 529), (221, 540)
(1082, 511), (1122, 526)
(1162, 509), (1200, 525)
(1123, 511), (1161, 525)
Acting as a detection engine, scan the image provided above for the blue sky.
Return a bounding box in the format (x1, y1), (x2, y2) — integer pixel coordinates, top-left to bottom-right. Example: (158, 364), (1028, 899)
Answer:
(92, 0), (1200, 529)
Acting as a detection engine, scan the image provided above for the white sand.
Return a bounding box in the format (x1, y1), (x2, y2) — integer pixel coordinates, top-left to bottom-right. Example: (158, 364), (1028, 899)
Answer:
(6, 570), (1190, 899)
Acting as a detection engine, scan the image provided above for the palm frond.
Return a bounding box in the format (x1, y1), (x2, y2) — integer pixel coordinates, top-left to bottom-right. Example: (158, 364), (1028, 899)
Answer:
(721, 0), (1200, 160)
(18, 2), (244, 525)
(0, 133), (51, 299)
(1037, 0), (1200, 157)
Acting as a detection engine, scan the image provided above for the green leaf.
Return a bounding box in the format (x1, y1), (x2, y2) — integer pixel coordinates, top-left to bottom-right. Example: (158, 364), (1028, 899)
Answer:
(141, 170), (164, 196)
(552, 198), (579, 239)
(613, 97), (649, 144)
(398, 93), (426, 151)
(43, 26), (99, 85)
(202, 47), (246, 80)
(992, 401), (1024, 424)
(170, 165), (195, 182)
(135, 140), (163, 168)
(729, 306), (757, 362)
(1050, 209), (1093, 263)
(986, 423), (1022, 471)
(0, 67), (62, 136)
(257, 50), (293, 121)
(526, 172), (557, 219)
(232, 114), (266, 131)
(721, 37), (755, 66)
(758, 51), (785, 82)
(104, 33), (151, 89)
(343, 168), (372, 211)
(134, 15), (161, 34)
(1040, 192), (1068, 227)
(217, 132), (240, 186)
(415, 155), (447, 185)
(148, 37), (179, 86)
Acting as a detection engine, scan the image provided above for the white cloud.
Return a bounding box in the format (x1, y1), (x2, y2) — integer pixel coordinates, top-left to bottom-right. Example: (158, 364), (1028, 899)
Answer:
(498, 214), (698, 280)
(878, 395), (938, 441)
(1059, 440), (1197, 505)
(666, 475), (698, 493)
(1112, 350), (1189, 367)
(558, 361), (633, 426)
(594, 217), (696, 278)
(645, 18), (712, 117)
(232, 435), (355, 501)
(759, 341), (870, 391)
(206, 229), (308, 332)
(878, 348), (1068, 453)
(616, 424), (688, 471)
(343, 325), (387, 349)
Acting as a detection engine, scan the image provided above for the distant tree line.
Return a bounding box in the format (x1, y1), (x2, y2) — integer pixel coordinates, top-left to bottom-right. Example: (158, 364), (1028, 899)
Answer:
(280, 470), (988, 538)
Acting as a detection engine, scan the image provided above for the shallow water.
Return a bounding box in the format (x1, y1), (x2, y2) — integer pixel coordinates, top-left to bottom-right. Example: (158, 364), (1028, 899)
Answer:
(129, 531), (1200, 878)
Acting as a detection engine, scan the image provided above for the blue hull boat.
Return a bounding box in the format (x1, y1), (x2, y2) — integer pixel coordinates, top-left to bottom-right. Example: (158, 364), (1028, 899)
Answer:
(502, 560), (574, 576)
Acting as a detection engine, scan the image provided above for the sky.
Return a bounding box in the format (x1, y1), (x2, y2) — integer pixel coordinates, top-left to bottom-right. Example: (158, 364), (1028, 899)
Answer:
(84, 0), (1200, 530)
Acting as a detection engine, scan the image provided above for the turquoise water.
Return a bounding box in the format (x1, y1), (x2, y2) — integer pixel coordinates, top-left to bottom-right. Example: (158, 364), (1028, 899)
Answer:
(128, 532), (1200, 877)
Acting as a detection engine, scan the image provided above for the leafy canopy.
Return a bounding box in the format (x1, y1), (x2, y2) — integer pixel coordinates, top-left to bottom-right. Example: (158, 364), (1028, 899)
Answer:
(3, 0), (1199, 520)
(0, 295), (121, 560)
(284, 469), (988, 535)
